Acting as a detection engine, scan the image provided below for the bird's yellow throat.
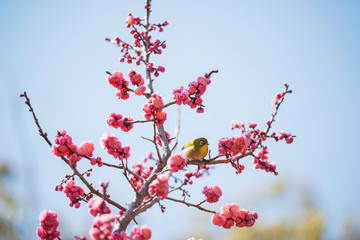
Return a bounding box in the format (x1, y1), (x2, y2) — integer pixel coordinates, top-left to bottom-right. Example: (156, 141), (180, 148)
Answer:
(198, 144), (208, 156)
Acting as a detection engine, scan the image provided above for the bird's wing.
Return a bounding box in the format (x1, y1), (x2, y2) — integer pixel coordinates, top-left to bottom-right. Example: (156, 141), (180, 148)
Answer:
(182, 139), (195, 150)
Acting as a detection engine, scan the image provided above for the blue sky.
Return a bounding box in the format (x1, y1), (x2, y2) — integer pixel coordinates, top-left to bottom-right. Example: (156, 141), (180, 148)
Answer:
(1, 0), (360, 239)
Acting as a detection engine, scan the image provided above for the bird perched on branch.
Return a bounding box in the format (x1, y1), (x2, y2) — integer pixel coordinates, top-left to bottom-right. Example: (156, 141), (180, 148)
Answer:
(182, 137), (209, 161)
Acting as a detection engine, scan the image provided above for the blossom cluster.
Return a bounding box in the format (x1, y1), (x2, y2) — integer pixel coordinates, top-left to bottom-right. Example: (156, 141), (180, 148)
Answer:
(125, 13), (141, 27)
(107, 71), (130, 100)
(142, 93), (167, 126)
(229, 117), (294, 175)
(63, 180), (85, 208)
(51, 130), (79, 166)
(88, 198), (111, 217)
(167, 153), (186, 172)
(172, 76), (211, 113)
(252, 146), (278, 175)
(51, 131), (99, 167)
(127, 69), (146, 95)
(130, 163), (153, 191)
(89, 214), (125, 240)
(36, 210), (60, 240)
(100, 131), (130, 160)
(211, 203), (258, 229)
(129, 225), (152, 240)
(106, 112), (134, 132)
(89, 214), (152, 240)
(148, 174), (169, 200)
(218, 134), (251, 158)
(224, 121), (280, 175)
(202, 185), (222, 203)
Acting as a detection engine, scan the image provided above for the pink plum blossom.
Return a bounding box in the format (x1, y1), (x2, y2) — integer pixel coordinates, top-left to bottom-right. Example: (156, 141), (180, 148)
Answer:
(167, 153), (186, 172)
(202, 185), (222, 203)
(148, 174), (169, 200)
(78, 141), (94, 157)
(63, 180), (85, 208)
(36, 210), (60, 240)
(88, 198), (111, 216)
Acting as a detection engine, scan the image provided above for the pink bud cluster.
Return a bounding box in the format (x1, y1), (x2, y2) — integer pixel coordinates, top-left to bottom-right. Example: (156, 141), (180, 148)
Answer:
(130, 163), (153, 191)
(63, 180), (85, 208)
(211, 203), (258, 229)
(128, 69), (146, 95)
(36, 210), (60, 240)
(183, 171), (194, 185)
(218, 134), (251, 158)
(106, 112), (134, 132)
(167, 153), (186, 172)
(230, 160), (245, 174)
(231, 121), (244, 130)
(111, 15), (167, 67)
(88, 198), (111, 216)
(150, 20), (169, 32)
(271, 83), (291, 105)
(129, 225), (152, 240)
(111, 35), (142, 65)
(202, 185), (222, 203)
(90, 157), (103, 167)
(89, 214), (125, 240)
(142, 93), (167, 126)
(106, 72), (131, 100)
(100, 131), (130, 160)
(252, 146), (278, 175)
(172, 76), (211, 113)
(146, 62), (166, 78)
(156, 130), (171, 147)
(182, 165), (211, 186)
(274, 131), (294, 144)
(148, 174), (169, 200)
(148, 39), (166, 55)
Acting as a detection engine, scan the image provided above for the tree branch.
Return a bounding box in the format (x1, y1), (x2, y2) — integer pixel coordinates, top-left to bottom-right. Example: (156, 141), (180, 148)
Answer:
(20, 91), (127, 212)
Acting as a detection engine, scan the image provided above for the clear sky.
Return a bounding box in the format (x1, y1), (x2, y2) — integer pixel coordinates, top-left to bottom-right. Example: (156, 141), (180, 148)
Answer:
(1, 0), (360, 239)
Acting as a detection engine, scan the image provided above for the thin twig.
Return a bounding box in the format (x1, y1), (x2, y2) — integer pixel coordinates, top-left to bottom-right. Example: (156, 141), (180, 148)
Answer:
(163, 101), (177, 109)
(165, 197), (216, 214)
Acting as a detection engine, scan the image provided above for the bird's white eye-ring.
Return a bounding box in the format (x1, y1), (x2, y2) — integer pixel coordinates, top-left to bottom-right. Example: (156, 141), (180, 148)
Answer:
(200, 141), (204, 146)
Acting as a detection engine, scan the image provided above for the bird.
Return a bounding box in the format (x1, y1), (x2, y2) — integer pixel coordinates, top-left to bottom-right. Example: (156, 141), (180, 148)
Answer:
(182, 137), (209, 161)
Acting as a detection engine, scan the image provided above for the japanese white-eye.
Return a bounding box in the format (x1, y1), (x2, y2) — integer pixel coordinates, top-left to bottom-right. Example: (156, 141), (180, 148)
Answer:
(182, 137), (209, 161)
